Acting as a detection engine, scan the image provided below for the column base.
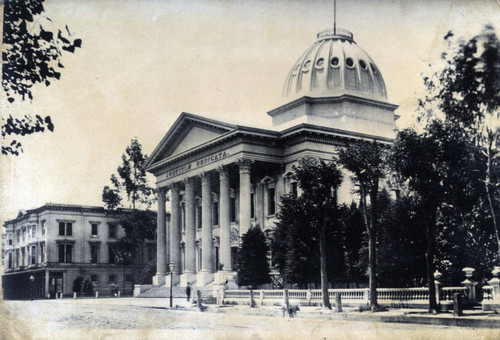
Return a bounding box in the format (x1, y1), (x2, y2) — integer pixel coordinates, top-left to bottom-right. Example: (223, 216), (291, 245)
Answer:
(213, 270), (236, 285)
(165, 273), (180, 287)
(153, 274), (167, 286)
(180, 272), (197, 287)
(196, 271), (214, 286)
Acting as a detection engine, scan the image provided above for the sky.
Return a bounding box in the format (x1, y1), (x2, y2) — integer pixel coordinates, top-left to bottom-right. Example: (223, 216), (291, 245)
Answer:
(1, 0), (499, 225)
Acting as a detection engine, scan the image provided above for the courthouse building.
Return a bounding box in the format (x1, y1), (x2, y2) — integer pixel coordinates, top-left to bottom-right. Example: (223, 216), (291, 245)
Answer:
(144, 27), (398, 289)
(2, 204), (156, 299)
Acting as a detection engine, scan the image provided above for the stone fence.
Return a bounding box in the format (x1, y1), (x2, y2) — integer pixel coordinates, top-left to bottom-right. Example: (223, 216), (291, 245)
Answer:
(222, 286), (469, 308)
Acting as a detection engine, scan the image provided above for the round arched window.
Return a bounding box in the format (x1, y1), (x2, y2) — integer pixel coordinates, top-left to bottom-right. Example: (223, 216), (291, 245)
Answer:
(346, 58), (354, 67)
(316, 58), (324, 68)
(303, 60), (311, 71)
(359, 60), (367, 70)
(331, 57), (339, 67)
(370, 63), (378, 74)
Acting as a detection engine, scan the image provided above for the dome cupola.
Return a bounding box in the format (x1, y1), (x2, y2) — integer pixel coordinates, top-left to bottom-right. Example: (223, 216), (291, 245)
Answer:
(282, 28), (387, 102)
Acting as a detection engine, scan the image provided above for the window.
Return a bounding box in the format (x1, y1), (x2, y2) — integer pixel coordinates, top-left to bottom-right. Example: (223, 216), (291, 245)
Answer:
(126, 274), (133, 282)
(16, 231), (20, 243)
(268, 187), (276, 215)
(250, 193), (255, 219)
(90, 244), (99, 263)
(147, 245), (155, 262)
(109, 274), (116, 282)
(58, 244), (72, 263)
(40, 244), (45, 263)
(21, 248), (25, 266)
(91, 223), (98, 237)
(31, 225), (36, 237)
(8, 234), (12, 246)
(59, 222), (72, 236)
(108, 224), (117, 238)
(30, 245), (37, 265)
(41, 220), (46, 236)
(15, 249), (19, 267)
(8, 253), (12, 269)
(212, 202), (219, 226)
(197, 205), (202, 229)
(22, 228), (26, 241)
(230, 197), (236, 222)
(108, 244), (117, 264)
(28, 226), (31, 239)
(291, 182), (298, 197)
(91, 274), (98, 282)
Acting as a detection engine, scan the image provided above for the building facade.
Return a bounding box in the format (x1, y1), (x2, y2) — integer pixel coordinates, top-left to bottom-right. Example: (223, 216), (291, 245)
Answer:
(1, 204), (157, 299)
(144, 28), (398, 289)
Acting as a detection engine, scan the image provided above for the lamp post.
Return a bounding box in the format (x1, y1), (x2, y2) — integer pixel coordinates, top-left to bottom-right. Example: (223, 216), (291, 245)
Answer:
(29, 274), (35, 301)
(169, 262), (174, 308)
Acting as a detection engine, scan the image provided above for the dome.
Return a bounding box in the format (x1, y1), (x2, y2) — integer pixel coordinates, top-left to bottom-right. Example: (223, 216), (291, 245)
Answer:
(282, 28), (388, 102)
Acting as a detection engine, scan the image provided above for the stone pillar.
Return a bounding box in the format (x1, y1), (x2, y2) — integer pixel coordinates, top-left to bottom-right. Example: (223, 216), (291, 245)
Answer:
(153, 187), (167, 286)
(181, 177), (196, 287)
(238, 159), (252, 237)
(218, 166), (232, 272)
(461, 267), (477, 304)
(167, 183), (181, 287)
(198, 172), (214, 285)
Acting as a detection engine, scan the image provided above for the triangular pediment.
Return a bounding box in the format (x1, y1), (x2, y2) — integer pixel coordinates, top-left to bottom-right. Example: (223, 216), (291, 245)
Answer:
(144, 113), (236, 170)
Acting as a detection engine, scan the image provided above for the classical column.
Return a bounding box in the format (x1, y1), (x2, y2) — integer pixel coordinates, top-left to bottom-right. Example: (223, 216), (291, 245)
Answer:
(170, 184), (181, 277)
(238, 159), (253, 237)
(154, 187), (167, 285)
(200, 172), (213, 272)
(218, 166), (232, 272)
(183, 177), (196, 284)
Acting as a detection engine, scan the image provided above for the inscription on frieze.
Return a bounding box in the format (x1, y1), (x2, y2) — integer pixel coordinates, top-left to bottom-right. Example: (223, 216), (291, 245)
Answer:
(163, 151), (230, 180)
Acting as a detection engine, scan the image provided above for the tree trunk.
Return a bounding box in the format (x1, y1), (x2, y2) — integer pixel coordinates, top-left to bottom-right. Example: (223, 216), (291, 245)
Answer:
(485, 141), (500, 261)
(425, 208), (439, 313)
(319, 222), (331, 309)
(368, 183), (379, 309)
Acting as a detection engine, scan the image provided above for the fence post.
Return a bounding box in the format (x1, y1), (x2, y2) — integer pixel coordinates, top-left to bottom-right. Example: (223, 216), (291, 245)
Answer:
(306, 289), (312, 306)
(363, 288), (369, 305)
(117, 290), (121, 298)
(453, 293), (463, 316)
(95, 291), (99, 299)
(73, 292), (77, 299)
(335, 293), (342, 313)
(260, 290), (264, 306)
(250, 290), (256, 307)
(283, 289), (289, 309)
(197, 290), (202, 309)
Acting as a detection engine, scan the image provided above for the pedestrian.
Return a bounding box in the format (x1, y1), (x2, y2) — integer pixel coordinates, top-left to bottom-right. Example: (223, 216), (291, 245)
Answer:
(186, 283), (191, 302)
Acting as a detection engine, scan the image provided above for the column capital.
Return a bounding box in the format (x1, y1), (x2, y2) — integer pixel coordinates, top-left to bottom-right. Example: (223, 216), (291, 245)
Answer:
(199, 171), (212, 185)
(217, 165), (229, 180)
(156, 186), (167, 196)
(168, 182), (181, 194)
(184, 177), (194, 189)
(237, 158), (254, 172)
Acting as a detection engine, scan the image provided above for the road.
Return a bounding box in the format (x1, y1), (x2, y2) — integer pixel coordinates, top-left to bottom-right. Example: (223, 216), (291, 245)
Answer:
(1, 298), (498, 340)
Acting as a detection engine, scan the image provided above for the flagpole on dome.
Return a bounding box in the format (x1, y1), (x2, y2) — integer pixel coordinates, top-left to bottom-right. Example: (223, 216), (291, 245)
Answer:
(333, 0), (336, 35)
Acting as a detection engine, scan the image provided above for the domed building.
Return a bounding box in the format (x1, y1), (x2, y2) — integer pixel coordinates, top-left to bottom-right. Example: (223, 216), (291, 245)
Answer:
(143, 28), (398, 290)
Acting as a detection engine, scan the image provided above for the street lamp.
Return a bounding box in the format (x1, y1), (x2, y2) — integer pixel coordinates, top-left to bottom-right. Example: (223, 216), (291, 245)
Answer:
(169, 262), (174, 308)
(29, 274), (35, 301)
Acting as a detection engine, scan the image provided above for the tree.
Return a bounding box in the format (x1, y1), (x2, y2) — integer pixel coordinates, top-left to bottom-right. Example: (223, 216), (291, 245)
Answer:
(2, 0), (82, 155)
(236, 226), (270, 289)
(420, 25), (500, 259)
(289, 157), (343, 309)
(102, 138), (156, 264)
(338, 140), (387, 310)
(392, 121), (473, 313)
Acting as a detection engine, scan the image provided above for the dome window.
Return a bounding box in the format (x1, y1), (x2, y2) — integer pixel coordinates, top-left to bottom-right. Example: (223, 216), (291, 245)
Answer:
(359, 60), (367, 70)
(330, 57), (339, 67)
(370, 63), (378, 74)
(302, 60), (311, 72)
(315, 58), (324, 68)
(346, 58), (354, 68)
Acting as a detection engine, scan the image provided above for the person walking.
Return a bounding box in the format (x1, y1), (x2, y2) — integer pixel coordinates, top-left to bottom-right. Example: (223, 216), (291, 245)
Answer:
(186, 283), (191, 302)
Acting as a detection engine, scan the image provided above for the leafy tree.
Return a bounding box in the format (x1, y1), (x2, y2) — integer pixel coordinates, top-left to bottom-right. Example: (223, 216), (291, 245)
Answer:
(420, 25), (500, 259)
(102, 138), (156, 264)
(236, 226), (270, 289)
(2, 0), (81, 155)
(103, 138), (154, 210)
(392, 121), (473, 313)
(338, 140), (387, 310)
(72, 276), (83, 294)
(289, 157), (343, 309)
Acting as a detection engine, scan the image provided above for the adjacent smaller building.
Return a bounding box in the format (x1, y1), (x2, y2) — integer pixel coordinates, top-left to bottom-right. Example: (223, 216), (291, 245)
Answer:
(1, 203), (157, 299)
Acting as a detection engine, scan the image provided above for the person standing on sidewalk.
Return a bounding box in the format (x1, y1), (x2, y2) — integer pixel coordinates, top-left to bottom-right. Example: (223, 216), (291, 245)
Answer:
(186, 283), (191, 302)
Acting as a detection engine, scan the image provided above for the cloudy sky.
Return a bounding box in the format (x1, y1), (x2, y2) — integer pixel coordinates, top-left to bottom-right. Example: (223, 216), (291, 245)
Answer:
(1, 0), (498, 224)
